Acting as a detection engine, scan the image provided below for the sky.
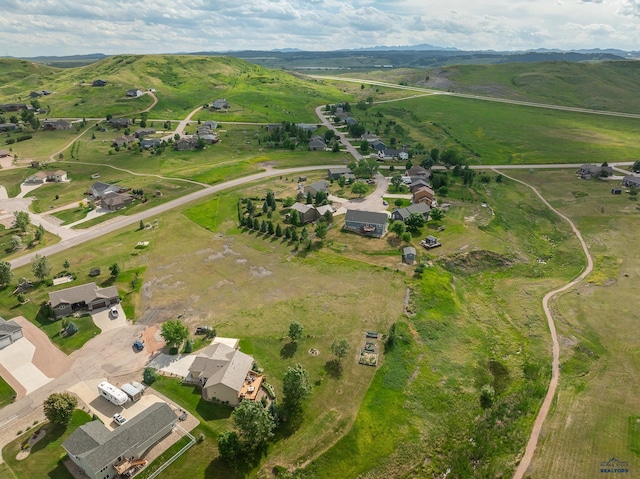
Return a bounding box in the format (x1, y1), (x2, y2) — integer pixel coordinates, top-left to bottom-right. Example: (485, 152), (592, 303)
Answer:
(0, 0), (639, 57)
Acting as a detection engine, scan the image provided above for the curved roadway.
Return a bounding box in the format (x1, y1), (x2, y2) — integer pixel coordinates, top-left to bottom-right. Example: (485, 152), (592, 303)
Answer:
(494, 170), (594, 479)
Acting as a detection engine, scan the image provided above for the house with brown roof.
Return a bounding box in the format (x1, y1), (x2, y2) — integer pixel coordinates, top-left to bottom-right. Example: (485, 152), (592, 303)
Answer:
(48, 282), (120, 319)
(186, 342), (260, 406)
(101, 192), (133, 211)
(0, 150), (11, 158)
(290, 202), (321, 223)
(412, 186), (435, 205)
(25, 170), (67, 184)
(42, 120), (72, 130)
(112, 135), (137, 147)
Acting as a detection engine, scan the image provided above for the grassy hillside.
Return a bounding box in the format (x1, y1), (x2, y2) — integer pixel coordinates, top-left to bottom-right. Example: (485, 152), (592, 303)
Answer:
(337, 61), (640, 114)
(0, 55), (346, 121)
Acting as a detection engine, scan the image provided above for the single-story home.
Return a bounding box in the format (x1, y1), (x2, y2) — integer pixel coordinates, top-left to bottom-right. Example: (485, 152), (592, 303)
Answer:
(343, 210), (389, 238)
(88, 182), (124, 199)
(407, 165), (430, 179)
(112, 135), (137, 147)
(0, 150), (11, 158)
(327, 167), (353, 180)
(304, 180), (329, 196)
(390, 203), (431, 223)
(134, 128), (156, 138)
(92, 79), (107, 87)
(107, 118), (131, 128)
(48, 282), (120, 319)
(378, 149), (409, 161)
(296, 123), (318, 132)
(211, 99), (229, 109)
(187, 342), (259, 406)
(42, 120), (72, 130)
(290, 202), (321, 223)
(0, 104), (27, 112)
(576, 163), (614, 179)
(62, 402), (177, 479)
(0, 123), (17, 132)
(413, 186), (435, 205)
(622, 175), (640, 188)
(101, 192), (133, 211)
(198, 133), (219, 144)
(0, 317), (23, 350)
(402, 247), (417, 265)
(369, 140), (387, 151)
(175, 137), (198, 151)
(309, 137), (327, 151)
(139, 138), (161, 149)
(126, 89), (143, 98)
(25, 170), (67, 184)
(203, 120), (217, 129)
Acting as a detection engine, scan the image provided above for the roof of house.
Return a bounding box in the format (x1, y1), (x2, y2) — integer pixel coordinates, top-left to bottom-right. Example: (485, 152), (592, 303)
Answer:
(63, 403), (176, 473)
(0, 150), (10, 156)
(345, 210), (388, 225)
(392, 202), (431, 220)
(0, 318), (22, 337)
(623, 175), (640, 185)
(309, 138), (326, 148)
(407, 166), (430, 177)
(290, 202), (316, 215)
(410, 179), (431, 189)
(413, 186), (435, 196)
(140, 138), (161, 147)
(316, 204), (334, 216)
(54, 170), (66, 176)
(370, 140), (386, 147)
(48, 282), (119, 308)
(328, 167), (352, 176)
(212, 99), (228, 108)
(90, 182), (122, 197)
(304, 180), (329, 194)
(189, 343), (254, 393)
(102, 192), (131, 208)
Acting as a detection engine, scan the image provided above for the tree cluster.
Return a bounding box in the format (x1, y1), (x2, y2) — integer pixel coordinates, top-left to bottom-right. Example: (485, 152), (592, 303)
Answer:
(262, 122), (312, 149)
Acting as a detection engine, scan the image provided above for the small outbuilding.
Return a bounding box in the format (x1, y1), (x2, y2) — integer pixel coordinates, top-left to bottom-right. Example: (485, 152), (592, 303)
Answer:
(402, 246), (417, 265)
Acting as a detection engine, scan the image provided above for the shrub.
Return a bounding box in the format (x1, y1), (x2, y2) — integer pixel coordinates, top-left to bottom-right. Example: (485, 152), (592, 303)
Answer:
(143, 367), (158, 385)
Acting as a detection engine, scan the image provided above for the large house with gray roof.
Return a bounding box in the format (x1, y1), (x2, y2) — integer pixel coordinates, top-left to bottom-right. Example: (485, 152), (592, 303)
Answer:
(48, 282), (120, 319)
(343, 210), (388, 238)
(622, 175), (640, 188)
(390, 203), (431, 223)
(62, 402), (177, 479)
(0, 317), (23, 350)
(187, 342), (259, 406)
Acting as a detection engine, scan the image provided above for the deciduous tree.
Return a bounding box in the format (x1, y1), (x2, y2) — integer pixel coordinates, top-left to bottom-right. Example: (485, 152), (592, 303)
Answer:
(390, 220), (406, 238)
(351, 182), (369, 197)
(282, 364), (312, 412)
(160, 320), (189, 349)
(13, 211), (30, 233)
(288, 321), (304, 342)
(231, 400), (275, 450)
(44, 392), (77, 426)
(0, 261), (13, 287)
(405, 212), (426, 233)
(330, 337), (350, 362)
(31, 254), (51, 281)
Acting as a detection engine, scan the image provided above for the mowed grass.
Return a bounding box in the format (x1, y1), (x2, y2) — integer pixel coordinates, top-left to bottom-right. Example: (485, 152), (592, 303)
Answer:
(2, 409), (92, 479)
(0, 375), (16, 408)
(497, 170), (640, 478)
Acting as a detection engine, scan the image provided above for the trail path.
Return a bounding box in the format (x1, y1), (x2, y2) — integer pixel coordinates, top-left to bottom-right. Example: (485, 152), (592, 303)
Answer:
(493, 170), (594, 479)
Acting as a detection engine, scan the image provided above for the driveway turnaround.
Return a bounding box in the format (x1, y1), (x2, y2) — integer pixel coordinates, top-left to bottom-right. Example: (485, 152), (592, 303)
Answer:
(91, 304), (127, 332)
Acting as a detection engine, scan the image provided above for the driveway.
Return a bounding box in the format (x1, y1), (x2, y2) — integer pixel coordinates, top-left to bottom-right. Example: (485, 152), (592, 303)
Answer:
(339, 172), (390, 213)
(0, 339), (52, 395)
(147, 353), (196, 378)
(91, 304), (127, 332)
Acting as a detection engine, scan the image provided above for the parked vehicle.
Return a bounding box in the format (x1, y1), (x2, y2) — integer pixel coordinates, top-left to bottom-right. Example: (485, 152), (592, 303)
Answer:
(133, 340), (144, 351)
(195, 326), (213, 335)
(110, 306), (119, 318)
(98, 381), (128, 406)
(113, 413), (127, 426)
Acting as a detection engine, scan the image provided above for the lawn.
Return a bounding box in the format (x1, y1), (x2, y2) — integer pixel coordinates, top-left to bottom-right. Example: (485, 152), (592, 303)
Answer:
(0, 375), (16, 408)
(0, 223), (60, 262)
(2, 409), (92, 479)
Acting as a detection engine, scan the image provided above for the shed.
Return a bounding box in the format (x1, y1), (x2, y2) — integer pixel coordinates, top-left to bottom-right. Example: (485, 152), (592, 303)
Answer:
(402, 246), (417, 265)
(121, 383), (143, 402)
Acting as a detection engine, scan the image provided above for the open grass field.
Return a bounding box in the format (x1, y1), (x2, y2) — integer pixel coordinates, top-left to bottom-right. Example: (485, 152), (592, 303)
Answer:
(0, 222), (60, 262)
(494, 169), (640, 478)
(3, 124), (93, 160)
(0, 55), (347, 121)
(2, 409), (92, 479)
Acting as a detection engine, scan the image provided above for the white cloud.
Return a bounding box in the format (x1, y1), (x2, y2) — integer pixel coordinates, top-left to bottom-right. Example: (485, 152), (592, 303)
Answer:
(0, 0), (637, 56)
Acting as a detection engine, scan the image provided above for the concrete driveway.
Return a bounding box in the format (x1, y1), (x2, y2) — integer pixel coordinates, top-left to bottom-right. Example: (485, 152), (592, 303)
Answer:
(338, 173), (390, 213)
(0, 338), (52, 395)
(148, 353), (196, 378)
(91, 304), (127, 332)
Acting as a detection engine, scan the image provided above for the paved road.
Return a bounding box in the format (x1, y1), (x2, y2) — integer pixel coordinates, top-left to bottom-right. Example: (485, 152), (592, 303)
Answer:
(494, 169), (594, 479)
(310, 75), (640, 120)
(315, 105), (361, 160)
(161, 105), (203, 141)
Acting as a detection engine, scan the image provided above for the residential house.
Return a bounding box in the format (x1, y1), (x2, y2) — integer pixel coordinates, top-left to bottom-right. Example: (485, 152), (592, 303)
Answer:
(48, 282), (119, 319)
(343, 210), (389, 238)
(62, 402), (177, 479)
(369, 140), (386, 151)
(304, 180), (329, 196)
(24, 170), (66, 184)
(126, 89), (143, 97)
(92, 79), (108, 87)
(410, 178), (431, 193)
(175, 137), (199, 151)
(0, 123), (17, 132)
(88, 182), (124, 199)
(296, 123), (318, 132)
(327, 167), (353, 180)
(413, 186), (435, 205)
(139, 138), (161, 149)
(390, 203), (431, 223)
(0, 104), (27, 112)
(29, 91), (42, 98)
(345, 117), (358, 126)
(101, 192), (133, 211)
(134, 128), (156, 138)
(622, 175), (640, 188)
(198, 133), (219, 144)
(211, 99), (229, 109)
(187, 342), (260, 406)
(112, 135), (137, 147)
(25, 171), (49, 184)
(316, 204), (335, 217)
(290, 202), (320, 223)
(266, 123), (282, 132)
(203, 120), (218, 130)
(402, 247), (417, 265)
(576, 163), (614, 179)
(0, 317), (23, 350)
(42, 120), (72, 130)
(308, 136), (327, 151)
(0, 150), (10, 158)
(407, 165), (430, 179)
(107, 118), (131, 128)
(377, 149), (408, 160)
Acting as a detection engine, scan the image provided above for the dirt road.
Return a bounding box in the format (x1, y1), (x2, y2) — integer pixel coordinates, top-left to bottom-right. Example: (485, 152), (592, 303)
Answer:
(494, 169), (594, 479)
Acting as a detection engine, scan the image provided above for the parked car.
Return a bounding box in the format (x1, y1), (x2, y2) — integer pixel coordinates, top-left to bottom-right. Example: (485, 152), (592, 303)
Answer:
(113, 413), (127, 426)
(382, 200), (389, 206)
(133, 340), (144, 351)
(110, 306), (119, 318)
(195, 326), (213, 335)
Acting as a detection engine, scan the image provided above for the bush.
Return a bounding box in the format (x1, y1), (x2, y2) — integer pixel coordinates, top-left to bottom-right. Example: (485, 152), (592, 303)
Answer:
(143, 367), (158, 385)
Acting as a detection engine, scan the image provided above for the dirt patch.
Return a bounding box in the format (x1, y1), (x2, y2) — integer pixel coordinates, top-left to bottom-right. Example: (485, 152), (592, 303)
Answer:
(249, 266), (272, 278)
(438, 250), (514, 275)
(141, 325), (166, 354)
